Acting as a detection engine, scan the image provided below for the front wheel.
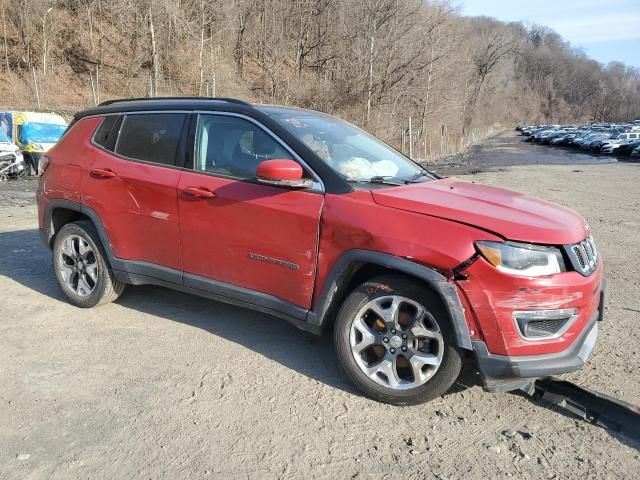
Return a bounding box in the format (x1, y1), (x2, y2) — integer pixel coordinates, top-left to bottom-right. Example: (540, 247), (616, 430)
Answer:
(334, 275), (462, 405)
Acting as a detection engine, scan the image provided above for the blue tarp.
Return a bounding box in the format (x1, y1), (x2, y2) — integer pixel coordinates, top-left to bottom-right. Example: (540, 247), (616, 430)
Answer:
(18, 122), (67, 144)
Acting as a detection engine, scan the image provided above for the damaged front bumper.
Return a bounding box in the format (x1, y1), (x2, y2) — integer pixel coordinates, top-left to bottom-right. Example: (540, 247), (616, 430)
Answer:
(473, 305), (601, 392)
(455, 254), (606, 392)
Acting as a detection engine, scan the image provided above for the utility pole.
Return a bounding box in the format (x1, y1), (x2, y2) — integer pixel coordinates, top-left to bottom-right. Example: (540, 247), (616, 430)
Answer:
(408, 116), (413, 159)
(32, 67), (41, 108)
(42, 5), (55, 78)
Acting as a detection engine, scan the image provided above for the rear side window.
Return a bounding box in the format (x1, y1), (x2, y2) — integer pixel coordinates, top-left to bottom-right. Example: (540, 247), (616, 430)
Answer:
(115, 113), (186, 165)
(93, 116), (119, 150)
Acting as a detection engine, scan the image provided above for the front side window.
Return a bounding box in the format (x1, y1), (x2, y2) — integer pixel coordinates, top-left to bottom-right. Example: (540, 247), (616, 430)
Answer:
(271, 112), (433, 185)
(115, 113), (186, 165)
(194, 114), (295, 178)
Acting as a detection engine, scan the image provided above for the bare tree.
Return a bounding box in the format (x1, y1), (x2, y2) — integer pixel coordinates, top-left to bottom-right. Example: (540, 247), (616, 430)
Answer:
(461, 25), (516, 133)
(147, 3), (159, 96)
(0, 0), (639, 141)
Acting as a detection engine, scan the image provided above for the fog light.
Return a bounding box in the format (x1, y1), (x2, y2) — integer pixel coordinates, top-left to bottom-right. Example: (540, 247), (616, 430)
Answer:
(513, 308), (578, 339)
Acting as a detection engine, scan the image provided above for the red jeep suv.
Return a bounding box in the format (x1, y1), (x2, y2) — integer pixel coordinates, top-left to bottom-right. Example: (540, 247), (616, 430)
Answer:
(37, 98), (605, 405)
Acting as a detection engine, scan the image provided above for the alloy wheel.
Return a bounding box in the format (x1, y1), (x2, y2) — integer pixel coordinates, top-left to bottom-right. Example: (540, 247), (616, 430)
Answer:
(57, 234), (98, 297)
(349, 295), (444, 390)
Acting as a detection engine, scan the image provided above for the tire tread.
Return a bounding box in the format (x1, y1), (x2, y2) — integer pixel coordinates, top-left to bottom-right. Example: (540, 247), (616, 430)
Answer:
(53, 220), (126, 308)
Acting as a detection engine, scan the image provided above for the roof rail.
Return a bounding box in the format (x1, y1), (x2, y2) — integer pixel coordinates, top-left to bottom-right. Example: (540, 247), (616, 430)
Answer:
(98, 97), (252, 107)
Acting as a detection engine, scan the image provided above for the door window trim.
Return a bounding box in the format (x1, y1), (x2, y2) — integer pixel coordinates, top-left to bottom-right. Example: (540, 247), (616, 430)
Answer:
(87, 109), (324, 192)
(189, 111), (324, 193)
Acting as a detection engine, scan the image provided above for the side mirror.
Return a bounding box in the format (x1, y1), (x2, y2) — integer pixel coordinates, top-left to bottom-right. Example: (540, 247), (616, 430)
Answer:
(256, 159), (313, 188)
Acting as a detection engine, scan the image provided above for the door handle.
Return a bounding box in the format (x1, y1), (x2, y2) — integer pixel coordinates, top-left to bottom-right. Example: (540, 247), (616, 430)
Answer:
(182, 186), (216, 199)
(90, 168), (117, 178)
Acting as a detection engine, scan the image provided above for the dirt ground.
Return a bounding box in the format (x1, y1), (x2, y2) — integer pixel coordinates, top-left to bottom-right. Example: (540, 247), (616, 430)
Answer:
(1, 131), (639, 479)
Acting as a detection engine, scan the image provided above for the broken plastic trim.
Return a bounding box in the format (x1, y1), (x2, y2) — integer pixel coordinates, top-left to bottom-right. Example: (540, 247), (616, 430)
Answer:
(531, 377), (640, 441)
(452, 253), (480, 280)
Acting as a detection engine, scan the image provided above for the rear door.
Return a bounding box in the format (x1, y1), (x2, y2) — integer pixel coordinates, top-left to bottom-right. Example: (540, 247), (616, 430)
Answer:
(177, 113), (324, 308)
(82, 112), (188, 277)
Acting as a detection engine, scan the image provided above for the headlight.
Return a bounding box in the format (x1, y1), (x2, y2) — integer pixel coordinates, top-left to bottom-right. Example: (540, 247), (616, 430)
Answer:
(32, 143), (44, 151)
(476, 241), (566, 277)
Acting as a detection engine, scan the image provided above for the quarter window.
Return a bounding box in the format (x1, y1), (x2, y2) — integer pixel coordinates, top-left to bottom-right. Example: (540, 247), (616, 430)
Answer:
(115, 113), (186, 165)
(93, 115), (119, 150)
(194, 114), (295, 178)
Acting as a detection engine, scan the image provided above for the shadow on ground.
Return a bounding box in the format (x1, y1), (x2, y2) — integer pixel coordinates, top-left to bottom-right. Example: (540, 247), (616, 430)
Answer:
(0, 228), (480, 400)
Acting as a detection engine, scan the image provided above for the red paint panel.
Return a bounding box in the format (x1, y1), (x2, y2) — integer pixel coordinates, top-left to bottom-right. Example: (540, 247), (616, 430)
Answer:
(38, 117), (100, 208)
(312, 190), (501, 313)
(177, 171), (323, 308)
(456, 257), (604, 356)
(371, 177), (588, 245)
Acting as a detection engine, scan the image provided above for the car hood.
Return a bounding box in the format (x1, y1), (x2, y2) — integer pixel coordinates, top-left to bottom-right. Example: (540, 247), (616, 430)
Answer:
(371, 177), (588, 245)
(0, 142), (16, 153)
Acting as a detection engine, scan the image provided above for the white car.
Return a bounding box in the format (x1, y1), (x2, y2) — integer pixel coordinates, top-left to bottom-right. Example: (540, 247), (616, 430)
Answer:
(0, 128), (25, 179)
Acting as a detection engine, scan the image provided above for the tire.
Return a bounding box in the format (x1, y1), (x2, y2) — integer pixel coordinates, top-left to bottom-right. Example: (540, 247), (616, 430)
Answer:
(52, 221), (126, 308)
(334, 275), (462, 405)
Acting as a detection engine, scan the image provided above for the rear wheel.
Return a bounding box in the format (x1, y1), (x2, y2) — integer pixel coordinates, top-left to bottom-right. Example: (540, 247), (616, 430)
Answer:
(334, 275), (462, 405)
(53, 221), (125, 308)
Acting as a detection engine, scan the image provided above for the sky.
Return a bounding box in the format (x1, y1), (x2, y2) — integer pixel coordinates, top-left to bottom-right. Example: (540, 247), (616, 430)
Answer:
(458, 0), (640, 68)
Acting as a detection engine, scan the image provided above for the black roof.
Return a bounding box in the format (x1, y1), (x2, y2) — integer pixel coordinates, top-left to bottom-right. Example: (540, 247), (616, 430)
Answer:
(75, 97), (260, 119)
(98, 96), (251, 107)
(74, 97), (321, 120)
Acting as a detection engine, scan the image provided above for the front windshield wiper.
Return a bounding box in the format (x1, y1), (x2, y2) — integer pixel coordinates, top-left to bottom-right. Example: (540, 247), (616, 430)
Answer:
(405, 171), (434, 183)
(346, 175), (406, 186)
(347, 171), (439, 186)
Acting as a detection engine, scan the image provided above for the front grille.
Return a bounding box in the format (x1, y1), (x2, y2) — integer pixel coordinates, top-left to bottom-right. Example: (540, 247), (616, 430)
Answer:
(566, 235), (598, 276)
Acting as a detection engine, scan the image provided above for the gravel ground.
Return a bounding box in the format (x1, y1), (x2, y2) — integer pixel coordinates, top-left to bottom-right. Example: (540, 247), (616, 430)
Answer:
(1, 132), (639, 479)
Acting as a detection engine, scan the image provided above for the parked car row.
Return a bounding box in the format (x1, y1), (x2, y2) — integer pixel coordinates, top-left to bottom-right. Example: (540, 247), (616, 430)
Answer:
(515, 120), (640, 157)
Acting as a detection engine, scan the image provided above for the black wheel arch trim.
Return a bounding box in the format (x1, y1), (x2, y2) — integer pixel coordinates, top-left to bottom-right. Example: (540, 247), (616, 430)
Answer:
(42, 199), (181, 284)
(42, 199), (110, 252)
(307, 249), (473, 350)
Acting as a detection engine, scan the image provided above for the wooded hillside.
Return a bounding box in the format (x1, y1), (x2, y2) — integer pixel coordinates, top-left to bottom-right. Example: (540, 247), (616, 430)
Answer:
(1, 0), (639, 155)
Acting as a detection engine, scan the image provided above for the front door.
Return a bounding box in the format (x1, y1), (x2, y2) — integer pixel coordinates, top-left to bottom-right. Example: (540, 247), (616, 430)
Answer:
(177, 113), (324, 308)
